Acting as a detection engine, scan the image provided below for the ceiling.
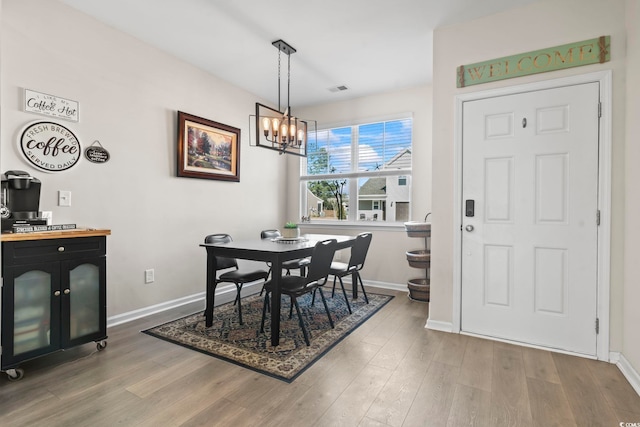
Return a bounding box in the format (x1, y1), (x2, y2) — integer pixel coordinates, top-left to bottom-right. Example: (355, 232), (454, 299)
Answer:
(59, 0), (539, 108)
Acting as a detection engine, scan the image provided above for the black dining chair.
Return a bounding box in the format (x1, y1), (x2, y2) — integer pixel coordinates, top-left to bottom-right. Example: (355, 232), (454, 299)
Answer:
(204, 233), (269, 325)
(260, 229), (311, 277)
(260, 238), (338, 346)
(328, 232), (373, 312)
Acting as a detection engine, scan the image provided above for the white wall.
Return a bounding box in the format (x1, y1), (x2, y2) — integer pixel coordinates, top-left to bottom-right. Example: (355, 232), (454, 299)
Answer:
(292, 85), (433, 289)
(431, 0), (630, 360)
(624, 0), (640, 379)
(1, 0), (287, 317)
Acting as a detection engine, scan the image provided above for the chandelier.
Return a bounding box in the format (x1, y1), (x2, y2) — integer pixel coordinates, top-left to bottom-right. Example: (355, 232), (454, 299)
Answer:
(251, 39), (316, 157)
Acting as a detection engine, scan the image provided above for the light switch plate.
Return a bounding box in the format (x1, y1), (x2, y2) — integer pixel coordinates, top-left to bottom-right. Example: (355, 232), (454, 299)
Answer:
(58, 190), (71, 207)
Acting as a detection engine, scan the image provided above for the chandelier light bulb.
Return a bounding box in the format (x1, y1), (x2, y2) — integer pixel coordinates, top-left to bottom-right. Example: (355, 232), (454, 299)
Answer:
(262, 117), (271, 136)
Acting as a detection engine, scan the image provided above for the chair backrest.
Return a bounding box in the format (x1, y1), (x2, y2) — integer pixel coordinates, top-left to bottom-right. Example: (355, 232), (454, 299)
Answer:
(260, 229), (281, 239)
(204, 233), (238, 270)
(306, 239), (338, 285)
(348, 232), (373, 271)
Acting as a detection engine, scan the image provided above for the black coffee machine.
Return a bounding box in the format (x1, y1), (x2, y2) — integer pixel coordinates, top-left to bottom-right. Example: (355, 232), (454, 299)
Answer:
(1, 170), (47, 232)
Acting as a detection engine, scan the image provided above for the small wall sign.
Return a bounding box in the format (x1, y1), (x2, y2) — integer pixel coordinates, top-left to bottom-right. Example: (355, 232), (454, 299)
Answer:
(19, 121), (81, 172)
(85, 141), (110, 164)
(457, 36), (610, 88)
(24, 89), (79, 122)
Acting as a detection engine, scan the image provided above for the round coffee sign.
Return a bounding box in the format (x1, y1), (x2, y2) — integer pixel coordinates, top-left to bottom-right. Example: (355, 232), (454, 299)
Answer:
(20, 121), (81, 172)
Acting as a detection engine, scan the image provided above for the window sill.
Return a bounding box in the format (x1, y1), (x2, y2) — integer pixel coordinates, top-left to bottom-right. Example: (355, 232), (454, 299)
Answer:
(299, 221), (407, 232)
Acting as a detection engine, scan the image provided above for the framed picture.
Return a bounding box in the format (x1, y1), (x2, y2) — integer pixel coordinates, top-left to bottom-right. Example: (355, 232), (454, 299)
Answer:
(177, 111), (240, 182)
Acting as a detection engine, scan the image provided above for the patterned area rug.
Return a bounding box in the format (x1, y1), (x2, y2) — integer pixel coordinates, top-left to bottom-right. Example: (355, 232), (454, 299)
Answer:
(143, 290), (393, 382)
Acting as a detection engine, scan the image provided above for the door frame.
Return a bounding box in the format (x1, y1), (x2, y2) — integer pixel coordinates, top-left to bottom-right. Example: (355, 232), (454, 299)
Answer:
(452, 70), (612, 361)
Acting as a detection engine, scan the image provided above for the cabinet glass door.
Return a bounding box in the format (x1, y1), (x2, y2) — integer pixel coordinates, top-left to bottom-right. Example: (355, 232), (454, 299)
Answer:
(69, 263), (99, 340)
(12, 270), (53, 355)
(65, 257), (106, 345)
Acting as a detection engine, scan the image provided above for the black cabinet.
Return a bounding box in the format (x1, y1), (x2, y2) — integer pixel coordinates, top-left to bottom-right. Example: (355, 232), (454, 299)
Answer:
(1, 234), (108, 380)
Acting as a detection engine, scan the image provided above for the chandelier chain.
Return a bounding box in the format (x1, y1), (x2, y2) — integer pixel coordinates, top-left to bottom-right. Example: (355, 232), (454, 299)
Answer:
(287, 51), (291, 118)
(277, 50), (281, 112)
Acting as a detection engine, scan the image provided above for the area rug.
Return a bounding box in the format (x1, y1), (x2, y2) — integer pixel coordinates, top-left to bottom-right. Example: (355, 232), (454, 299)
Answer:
(142, 290), (393, 382)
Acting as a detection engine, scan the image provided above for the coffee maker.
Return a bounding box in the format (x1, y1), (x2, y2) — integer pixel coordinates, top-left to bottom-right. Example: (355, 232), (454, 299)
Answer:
(1, 170), (47, 232)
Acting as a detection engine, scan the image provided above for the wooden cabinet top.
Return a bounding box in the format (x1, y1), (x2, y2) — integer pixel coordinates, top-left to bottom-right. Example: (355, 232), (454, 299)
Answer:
(1, 228), (111, 242)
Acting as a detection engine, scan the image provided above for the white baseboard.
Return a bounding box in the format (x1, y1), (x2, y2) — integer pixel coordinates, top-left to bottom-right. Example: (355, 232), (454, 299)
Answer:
(106, 279), (405, 328)
(615, 352), (640, 397)
(106, 282), (262, 328)
(339, 278), (408, 293)
(609, 351), (620, 364)
(426, 319), (453, 332)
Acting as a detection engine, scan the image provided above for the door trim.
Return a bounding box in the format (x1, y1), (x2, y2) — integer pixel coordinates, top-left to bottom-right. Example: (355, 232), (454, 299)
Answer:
(452, 70), (612, 361)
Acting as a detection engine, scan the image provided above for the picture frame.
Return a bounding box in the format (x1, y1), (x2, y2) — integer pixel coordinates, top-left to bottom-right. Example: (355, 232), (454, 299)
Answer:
(177, 111), (240, 182)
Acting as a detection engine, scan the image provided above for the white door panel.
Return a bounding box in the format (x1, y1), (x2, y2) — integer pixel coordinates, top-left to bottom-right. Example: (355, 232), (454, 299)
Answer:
(461, 83), (599, 356)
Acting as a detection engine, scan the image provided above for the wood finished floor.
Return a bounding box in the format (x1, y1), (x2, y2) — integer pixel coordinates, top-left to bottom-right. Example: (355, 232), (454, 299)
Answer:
(1, 288), (639, 427)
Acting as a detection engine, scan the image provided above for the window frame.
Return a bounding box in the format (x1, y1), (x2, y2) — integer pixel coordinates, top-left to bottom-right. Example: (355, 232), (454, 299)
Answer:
(299, 115), (413, 227)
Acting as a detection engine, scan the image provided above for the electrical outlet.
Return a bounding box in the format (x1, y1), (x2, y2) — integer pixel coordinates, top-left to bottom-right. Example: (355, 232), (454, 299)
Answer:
(145, 269), (155, 283)
(41, 211), (53, 225)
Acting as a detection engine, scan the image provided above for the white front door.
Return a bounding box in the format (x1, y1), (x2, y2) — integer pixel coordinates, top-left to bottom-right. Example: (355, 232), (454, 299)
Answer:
(461, 82), (600, 356)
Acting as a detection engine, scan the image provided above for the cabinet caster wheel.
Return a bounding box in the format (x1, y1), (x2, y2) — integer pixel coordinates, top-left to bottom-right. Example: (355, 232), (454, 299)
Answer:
(96, 341), (107, 351)
(6, 368), (24, 382)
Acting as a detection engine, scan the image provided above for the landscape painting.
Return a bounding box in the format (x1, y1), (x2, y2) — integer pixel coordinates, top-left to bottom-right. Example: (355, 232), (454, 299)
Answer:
(177, 111), (240, 182)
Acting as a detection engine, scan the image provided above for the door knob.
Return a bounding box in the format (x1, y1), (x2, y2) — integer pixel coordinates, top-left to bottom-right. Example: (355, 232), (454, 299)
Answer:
(465, 225), (474, 232)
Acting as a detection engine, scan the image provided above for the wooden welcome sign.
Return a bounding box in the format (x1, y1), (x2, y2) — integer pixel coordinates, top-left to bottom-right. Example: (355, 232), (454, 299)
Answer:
(457, 36), (610, 88)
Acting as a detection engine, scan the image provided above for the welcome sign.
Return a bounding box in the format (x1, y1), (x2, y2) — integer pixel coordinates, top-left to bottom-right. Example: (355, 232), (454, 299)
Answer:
(457, 36), (610, 88)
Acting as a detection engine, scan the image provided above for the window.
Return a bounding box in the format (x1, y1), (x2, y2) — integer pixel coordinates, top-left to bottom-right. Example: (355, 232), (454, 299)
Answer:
(301, 117), (412, 223)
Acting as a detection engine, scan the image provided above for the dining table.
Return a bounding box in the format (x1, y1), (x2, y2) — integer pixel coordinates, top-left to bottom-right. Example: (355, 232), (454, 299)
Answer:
(200, 233), (357, 346)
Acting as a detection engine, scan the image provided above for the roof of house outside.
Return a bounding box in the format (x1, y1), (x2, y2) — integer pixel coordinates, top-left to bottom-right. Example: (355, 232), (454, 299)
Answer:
(385, 148), (412, 169)
(360, 177), (387, 195)
(360, 148), (411, 196)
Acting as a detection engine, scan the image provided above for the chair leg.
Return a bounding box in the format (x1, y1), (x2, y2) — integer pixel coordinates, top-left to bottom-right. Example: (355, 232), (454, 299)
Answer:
(331, 276), (337, 297)
(357, 273), (369, 304)
(261, 268), (272, 296)
(317, 287), (334, 329)
(260, 292), (270, 333)
(289, 296), (294, 319)
(235, 283), (243, 325)
(265, 282), (270, 313)
(292, 298), (310, 346)
(337, 276), (352, 314)
(311, 288), (316, 306)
